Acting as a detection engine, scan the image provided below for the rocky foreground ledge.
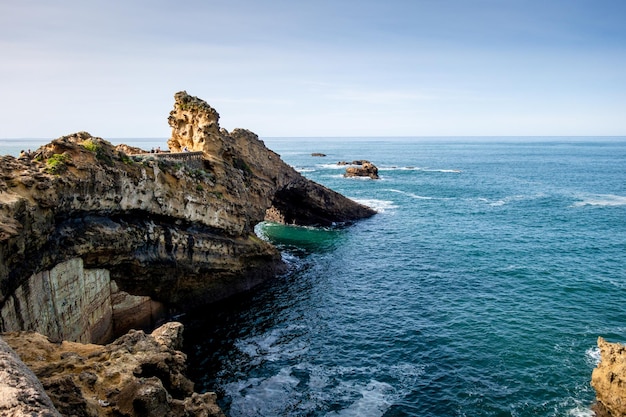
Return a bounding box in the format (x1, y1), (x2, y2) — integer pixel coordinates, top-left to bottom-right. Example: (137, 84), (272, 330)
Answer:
(0, 91), (375, 414)
(2, 322), (224, 417)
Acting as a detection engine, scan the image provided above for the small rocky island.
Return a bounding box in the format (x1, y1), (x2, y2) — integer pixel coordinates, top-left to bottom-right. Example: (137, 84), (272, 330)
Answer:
(340, 160), (379, 179)
(0, 91), (375, 415)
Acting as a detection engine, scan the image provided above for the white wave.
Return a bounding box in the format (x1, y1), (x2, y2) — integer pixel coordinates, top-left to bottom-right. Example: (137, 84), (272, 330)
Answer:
(573, 193), (626, 207)
(324, 380), (394, 417)
(567, 405), (595, 417)
(353, 198), (397, 213)
(234, 325), (309, 365)
(377, 166), (421, 171)
(585, 346), (601, 366)
(318, 163), (352, 170)
(225, 367), (302, 417)
(423, 168), (462, 173)
(387, 189), (434, 200)
(296, 167), (316, 173)
(477, 193), (547, 207)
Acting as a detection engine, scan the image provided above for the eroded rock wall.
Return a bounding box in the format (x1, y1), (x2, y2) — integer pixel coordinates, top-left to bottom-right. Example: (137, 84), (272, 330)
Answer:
(0, 258), (112, 344)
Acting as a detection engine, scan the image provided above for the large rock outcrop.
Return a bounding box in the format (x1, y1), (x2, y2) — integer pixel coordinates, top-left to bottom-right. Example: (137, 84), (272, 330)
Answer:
(591, 337), (626, 416)
(2, 322), (224, 417)
(168, 91), (376, 226)
(0, 91), (376, 344)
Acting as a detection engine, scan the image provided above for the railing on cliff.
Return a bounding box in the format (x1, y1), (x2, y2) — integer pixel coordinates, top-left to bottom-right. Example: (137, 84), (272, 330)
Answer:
(135, 151), (204, 169)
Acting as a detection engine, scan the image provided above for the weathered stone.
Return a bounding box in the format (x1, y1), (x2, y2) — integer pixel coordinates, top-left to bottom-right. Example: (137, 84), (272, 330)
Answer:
(0, 336), (60, 416)
(592, 337), (626, 417)
(2, 322), (225, 417)
(151, 321), (184, 351)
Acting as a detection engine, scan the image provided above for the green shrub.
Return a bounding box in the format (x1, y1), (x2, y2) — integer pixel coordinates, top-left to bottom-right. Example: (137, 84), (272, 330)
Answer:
(45, 153), (70, 174)
(82, 139), (100, 153)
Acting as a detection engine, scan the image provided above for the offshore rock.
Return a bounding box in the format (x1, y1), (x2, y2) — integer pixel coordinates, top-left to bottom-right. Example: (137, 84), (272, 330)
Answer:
(591, 337), (626, 417)
(343, 160), (379, 180)
(2, 322), (224, 417)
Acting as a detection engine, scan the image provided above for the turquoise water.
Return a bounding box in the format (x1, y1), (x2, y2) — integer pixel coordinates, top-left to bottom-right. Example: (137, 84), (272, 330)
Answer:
(3, 137), (625, 416)
(182, 138), (626, 417)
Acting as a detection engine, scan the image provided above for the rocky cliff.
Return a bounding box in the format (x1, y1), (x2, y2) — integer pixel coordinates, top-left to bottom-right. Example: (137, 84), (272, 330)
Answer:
(0, 91), (375, 414)
(0, 91), (375, 344)
(592, 337), (626, 417)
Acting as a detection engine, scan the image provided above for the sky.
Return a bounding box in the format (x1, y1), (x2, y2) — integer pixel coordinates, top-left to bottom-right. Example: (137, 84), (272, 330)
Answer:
(1, 0), (625, 138)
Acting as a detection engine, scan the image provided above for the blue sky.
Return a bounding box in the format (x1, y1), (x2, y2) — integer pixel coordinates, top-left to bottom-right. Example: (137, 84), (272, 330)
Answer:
(1, 0), (625, 138)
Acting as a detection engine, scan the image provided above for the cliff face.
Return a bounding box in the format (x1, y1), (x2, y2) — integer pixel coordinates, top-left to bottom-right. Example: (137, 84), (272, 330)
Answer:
(591, 337), (626, 417)
(0, 92), (375, 343)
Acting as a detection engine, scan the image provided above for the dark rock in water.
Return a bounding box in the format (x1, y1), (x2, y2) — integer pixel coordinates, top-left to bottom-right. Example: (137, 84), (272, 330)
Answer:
(311, 153), (326, 157)
(344, 160), (379, 180)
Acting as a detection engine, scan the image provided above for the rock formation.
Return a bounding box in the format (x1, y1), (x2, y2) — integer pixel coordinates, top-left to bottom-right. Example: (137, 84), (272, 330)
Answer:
(0, 91), (375, 343)
(343, 160), (379, 179)
(591, 337), (626, 417)
(2, 322), (224, 417)
(0, 91), (375, 414)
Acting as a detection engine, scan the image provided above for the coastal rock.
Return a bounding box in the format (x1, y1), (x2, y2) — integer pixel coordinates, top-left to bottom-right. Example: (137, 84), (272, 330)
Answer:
(591, 337), (626, 417)
(2, 322), (224, 417)
(0, 91), (375, 414)
(168, 91), (376, 227)
(343, 160), (379, 179)
(0, 91), (376, 343)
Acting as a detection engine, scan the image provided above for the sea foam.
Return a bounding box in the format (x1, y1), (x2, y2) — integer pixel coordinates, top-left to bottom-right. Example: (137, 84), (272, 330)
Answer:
(573, 194), (626, 207)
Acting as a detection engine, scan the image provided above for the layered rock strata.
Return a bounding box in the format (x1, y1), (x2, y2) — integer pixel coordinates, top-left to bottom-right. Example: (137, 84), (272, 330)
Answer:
(2, 322), (224, 417)
(591, 337), (626, 417)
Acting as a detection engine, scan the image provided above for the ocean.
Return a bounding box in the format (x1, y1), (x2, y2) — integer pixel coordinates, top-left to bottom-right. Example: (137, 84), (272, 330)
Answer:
(2, 137), (626, 416)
